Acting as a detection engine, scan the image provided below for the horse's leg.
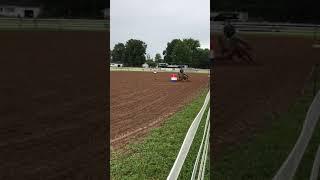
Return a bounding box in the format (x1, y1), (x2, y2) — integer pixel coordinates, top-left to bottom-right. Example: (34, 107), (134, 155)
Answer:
(218, 36), (227, 55)
(241, 49), (255, 64)
(236, 46), (254, 64)
(226, 47), (238, 63)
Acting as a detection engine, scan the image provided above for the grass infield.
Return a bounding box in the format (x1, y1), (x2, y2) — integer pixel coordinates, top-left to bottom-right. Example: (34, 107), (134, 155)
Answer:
(111, 89), (210, 180)
(212, 77), (320, 179)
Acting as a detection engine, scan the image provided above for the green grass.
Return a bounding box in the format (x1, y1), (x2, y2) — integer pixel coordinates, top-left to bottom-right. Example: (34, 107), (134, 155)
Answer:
(212, 78), (320, 179)
(215, 31), (316, 38)
(240, 31), (316, 37)
(111, 89), (210, 180)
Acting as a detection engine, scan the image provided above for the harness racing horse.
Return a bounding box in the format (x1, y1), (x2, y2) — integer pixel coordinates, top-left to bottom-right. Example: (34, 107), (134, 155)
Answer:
(216, 21), (256, 64)
(218, 35), (255, 64)
(177, 72), (189, 81)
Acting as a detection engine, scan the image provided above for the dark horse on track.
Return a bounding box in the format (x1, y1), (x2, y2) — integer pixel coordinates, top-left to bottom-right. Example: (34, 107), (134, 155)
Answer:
(215, 21), (257, 64)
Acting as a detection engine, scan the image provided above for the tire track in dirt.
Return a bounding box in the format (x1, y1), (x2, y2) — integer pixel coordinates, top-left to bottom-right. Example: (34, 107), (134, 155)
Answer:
(110, 71), (209, 149)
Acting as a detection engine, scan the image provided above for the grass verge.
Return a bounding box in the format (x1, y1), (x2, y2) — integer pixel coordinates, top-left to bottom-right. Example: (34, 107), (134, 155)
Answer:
(111, 89), (210, 180)
(212, 76), (320, 179)
(214, 31), (316, 37)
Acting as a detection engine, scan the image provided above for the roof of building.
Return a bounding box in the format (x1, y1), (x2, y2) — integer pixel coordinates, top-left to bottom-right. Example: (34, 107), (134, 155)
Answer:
(111, 62), (123, 64)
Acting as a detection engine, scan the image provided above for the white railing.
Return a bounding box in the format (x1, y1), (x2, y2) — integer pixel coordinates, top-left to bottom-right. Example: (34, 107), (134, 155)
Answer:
(110, 67), (210, 74)
(211, 21), (320, 34)
(0, 17), (109, 31)
(273, 89), (320, 180)
(167, 91), (210, 180)
(310, 145), (320, 180)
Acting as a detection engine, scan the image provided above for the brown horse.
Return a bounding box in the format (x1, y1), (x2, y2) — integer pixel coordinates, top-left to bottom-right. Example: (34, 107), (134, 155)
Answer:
(217, 35), (256, 64)
(177, 72), (189, 81)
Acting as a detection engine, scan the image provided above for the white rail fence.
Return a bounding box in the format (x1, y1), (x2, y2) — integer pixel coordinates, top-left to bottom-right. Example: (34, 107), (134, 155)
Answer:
(273, 89), (320, 180)
(0, 17), (108, 30)
(110, 67), (210, 74)
(310, 145), (320, 180)
(167, 91), (210, 180)
(211, 21), (320, 34)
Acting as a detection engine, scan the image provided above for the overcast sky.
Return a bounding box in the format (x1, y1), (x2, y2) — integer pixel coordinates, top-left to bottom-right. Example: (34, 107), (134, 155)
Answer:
(110, 0), (210, 58)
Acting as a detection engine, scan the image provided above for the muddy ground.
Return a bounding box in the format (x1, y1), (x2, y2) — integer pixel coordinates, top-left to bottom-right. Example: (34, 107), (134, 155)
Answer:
(110, 71), (209, 149)
(0, 31), (108, 179)
(212, 34), (320, 158)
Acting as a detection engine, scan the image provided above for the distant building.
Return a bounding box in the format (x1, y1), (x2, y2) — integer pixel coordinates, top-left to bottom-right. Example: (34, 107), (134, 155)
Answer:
(157, 63), (188, 69)
(166, 64), (188, 68)
(142, 63), (149, 68)
(158, 63), (169, 68)
(110, 63), (123, 67)
(0, 2), (42, 18)
(167, 65), (180, 68)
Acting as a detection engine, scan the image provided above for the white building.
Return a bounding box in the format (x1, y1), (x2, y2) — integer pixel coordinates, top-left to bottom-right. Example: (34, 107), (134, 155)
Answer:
(142, 63), (149, 68)
(0, 4), (42, 18)
(158, 63), (169, 68)
(110, 63), (123, 67)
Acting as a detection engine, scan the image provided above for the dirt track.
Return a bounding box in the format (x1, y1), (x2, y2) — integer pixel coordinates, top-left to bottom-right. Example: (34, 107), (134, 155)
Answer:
(0, 32), (108, 179)
(110, 71), (209, 149)
(212, 34), (320, 157)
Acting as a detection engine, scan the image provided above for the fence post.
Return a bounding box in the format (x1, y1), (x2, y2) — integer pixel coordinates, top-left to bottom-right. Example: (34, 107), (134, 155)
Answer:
(273, 90), (320, 180)
(310, 145), (320, 180)
(167, 92), (210, 180)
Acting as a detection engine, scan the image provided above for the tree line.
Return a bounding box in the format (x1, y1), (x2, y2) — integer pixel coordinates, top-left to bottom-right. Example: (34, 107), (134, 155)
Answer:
(3, 0), (108, 18)
(40, 0), (107, 18)
(111, 38), (210, 69)
(212, 0), (320, 23)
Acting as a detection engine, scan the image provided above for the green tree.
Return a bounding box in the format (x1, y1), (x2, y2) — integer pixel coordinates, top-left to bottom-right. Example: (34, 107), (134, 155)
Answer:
(194, 48), (210, 69)
(162, 38), (210, 68)
(41, 0), (106, 18)
(163, 38), (202, 66)
(145, 60), (157, 68)
(171, 41), (193, 65)
(163, 39), (182, 64)
(146, 54), (153, 61)
(111, 43), (126, 63)
(125, 39), (147, 67)
(183, 38), (200, 51)
(182, 38), (200, 66)
(145, 54), (156, 67)
(154, 53), (163, 63)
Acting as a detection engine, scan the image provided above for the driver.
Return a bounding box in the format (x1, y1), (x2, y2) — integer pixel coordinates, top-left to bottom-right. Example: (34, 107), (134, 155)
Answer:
(179, 67), (184, 74)
(179, 67), (186, 80)
(217, 20), (254, 63)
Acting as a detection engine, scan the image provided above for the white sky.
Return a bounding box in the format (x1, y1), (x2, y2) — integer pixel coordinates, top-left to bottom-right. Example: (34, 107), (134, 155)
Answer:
(110, 0), (210, 58)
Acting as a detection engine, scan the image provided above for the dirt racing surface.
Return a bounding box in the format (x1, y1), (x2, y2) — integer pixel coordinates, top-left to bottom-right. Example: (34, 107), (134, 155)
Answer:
(212, 34), (320, 157)
(0, 31), (108, 179)
(111, 71), (209, 149)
